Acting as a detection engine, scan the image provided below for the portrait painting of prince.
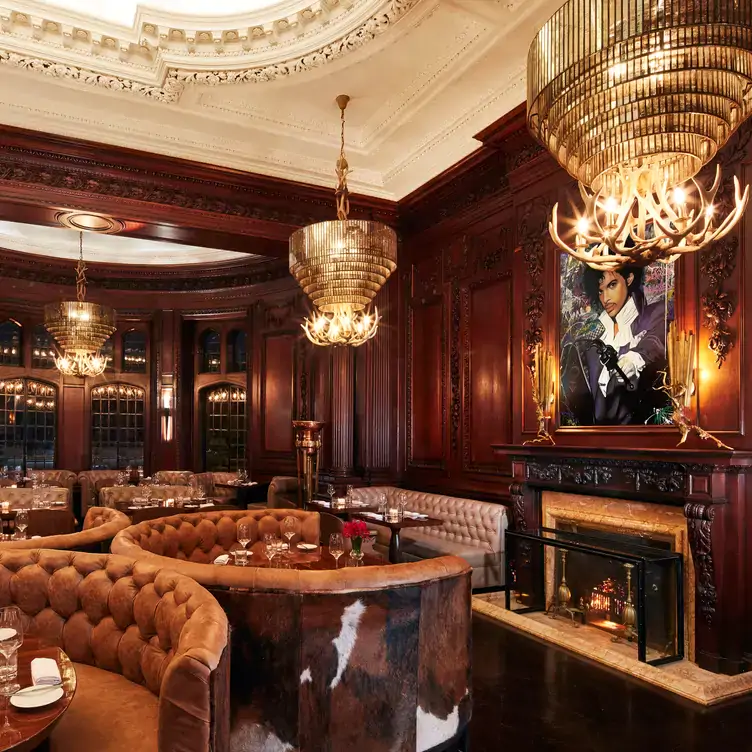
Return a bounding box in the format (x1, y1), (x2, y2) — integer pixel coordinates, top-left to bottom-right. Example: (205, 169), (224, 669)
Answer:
(560, 260), (672, 426)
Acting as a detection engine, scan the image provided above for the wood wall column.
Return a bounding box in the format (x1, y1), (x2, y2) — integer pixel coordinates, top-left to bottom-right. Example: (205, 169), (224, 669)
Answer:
(152, 309), (180, 472)
(329, 346), (355, 477)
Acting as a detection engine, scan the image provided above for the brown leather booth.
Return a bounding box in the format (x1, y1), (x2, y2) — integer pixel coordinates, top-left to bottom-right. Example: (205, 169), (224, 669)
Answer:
(0, 507), (131, 552)
(0, 549), (230, 752)
(112, 510), (472, 752)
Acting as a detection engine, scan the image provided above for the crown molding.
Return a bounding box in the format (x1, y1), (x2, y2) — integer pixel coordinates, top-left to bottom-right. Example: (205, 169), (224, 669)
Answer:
(0, 0), (422, 103)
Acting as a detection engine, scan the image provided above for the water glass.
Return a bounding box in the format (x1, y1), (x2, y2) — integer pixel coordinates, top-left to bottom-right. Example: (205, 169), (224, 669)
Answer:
(0, 607), (23, 694)
(14, 510), (28, 539)
(233, 549), (248, 567)
(329, 533), (344, 568)
(346, 485), (354, 506)
(263, 533), (278, 563)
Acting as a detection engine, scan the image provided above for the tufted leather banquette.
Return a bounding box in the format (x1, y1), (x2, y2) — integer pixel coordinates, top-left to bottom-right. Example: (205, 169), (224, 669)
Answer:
(78, 471), (122, 513)
(152, 470), (196, 487)
(0, 549), (229, 752)
(194, 473), (238, 501)
(113, 509), (320, 565)
(30, 469), (78, 494)
(100, 485), (193, 509)
(0, 507), (130, 553)
(352, 486), (507, 589)
(112, 513), (471, 752)
(267, 476), (300, 508)
(0, 486), (70, 510)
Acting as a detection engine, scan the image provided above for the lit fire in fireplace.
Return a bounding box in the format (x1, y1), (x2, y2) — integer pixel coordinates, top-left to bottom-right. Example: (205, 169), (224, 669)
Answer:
(587, 578), (626, 633)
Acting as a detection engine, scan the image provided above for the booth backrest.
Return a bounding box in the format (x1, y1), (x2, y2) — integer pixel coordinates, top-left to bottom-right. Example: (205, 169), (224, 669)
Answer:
(0, 549), (229, 752)
(100, 485), (192, 508)
(0, 486), (70, 510)
(152, 470), (196, 487)
(267, 476), (299, 508)
(193, 472), (238, 500)
(0, 507), (130, 552)
(78, 471), (122, 512)
(112, 509), (321, 564)
(31, 470), (77, 494)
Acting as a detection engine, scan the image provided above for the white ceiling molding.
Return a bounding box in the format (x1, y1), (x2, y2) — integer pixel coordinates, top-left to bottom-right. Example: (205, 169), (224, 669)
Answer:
(0, 0), (565, 199)
(0, 0), (421, 102)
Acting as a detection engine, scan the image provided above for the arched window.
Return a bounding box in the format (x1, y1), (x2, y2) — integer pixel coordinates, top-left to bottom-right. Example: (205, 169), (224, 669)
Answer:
(199, 329), (221, 373)
(0, 378), (57, 471)
(227, 329), (247, 373)
(91, 383), (145, 469)
(32, 325), (56, 369)
(202, 384), (247, 472)
(0, 321), (21, 367)
(122, 330), (147, 373)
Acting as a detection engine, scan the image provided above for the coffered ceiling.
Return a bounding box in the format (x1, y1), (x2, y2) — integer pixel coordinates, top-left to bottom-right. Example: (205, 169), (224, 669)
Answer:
(0, 0), (562, 199)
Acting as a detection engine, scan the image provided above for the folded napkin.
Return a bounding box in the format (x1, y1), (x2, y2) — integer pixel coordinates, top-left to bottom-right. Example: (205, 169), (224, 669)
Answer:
(31, 658), (61, 686)
(359, 511), (380, 519)
(213, 554), (230, 566)
(317, 500), (331, 507)
(404, 511), (428, 519)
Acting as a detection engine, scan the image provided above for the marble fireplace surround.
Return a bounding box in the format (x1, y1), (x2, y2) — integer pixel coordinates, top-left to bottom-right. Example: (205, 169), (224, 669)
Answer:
(492, 444), (752, 677)
(541, 491), (695, 661)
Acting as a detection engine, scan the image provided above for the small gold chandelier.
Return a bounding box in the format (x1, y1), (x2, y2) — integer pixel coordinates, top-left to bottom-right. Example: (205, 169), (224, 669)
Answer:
(44, 231), (116, 377)
(289, 95), (397, 347)
(528, 0), (752, 270)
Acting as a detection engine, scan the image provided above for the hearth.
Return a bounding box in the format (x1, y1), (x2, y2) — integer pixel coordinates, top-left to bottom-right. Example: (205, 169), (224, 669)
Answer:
(506, 526), (683, 665)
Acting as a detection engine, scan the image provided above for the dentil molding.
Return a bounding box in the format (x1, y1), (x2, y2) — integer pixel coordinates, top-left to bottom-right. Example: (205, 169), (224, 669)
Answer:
(0, 0), (421, 102)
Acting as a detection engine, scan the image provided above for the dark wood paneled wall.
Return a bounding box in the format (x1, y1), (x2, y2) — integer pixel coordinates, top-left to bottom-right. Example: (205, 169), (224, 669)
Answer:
(399, 108), (752, 501)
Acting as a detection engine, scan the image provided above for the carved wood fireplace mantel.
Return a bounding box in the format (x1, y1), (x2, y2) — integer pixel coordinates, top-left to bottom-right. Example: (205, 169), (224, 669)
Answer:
(491, 444), (752, 676)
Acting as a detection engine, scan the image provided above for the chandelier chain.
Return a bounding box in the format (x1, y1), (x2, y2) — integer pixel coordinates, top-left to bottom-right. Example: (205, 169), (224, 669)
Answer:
(335, 103), (350, 221)
(75, 231), (87, 303)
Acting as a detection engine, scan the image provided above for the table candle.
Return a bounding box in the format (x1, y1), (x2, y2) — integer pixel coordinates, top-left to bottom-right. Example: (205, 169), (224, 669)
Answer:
(164, 498), (174, 507)
(1, 502), (9, 513)
(386, 508), (400, 523)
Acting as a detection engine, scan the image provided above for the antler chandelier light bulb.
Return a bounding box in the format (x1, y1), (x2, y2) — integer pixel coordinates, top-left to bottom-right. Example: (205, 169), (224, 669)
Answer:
(44, 231), (116, 377)
(527, 0), (752, 270)
(289, 94), (397, 347)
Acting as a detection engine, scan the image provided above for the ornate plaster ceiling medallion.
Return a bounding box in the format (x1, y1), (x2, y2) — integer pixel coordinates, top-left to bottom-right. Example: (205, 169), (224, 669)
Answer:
(55, 211), (125, 234)
(0, 0), (422, 103)
(529, 0), (752, 270)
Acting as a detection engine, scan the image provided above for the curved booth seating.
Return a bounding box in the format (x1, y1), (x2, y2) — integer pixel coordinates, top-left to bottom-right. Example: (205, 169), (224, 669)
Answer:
(267, 476), (300, 508)
(0, 549), (230, 752)
(152, 470), (196, 487)
(78, 470), (122, 513)
(0, 486), (71, 511)
(194, 472), (238, 501)
(100, 485), (193, 509)
(30, 469), (78, 495)
(112, 511), (472, 752)
(0, 507), (130, 552)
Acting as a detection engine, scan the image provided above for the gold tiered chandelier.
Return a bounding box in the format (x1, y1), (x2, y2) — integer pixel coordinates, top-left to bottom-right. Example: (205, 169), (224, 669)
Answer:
(44, 231), (116, 377)
(528, 0), (752, 271)
(289, 95), (397, 347)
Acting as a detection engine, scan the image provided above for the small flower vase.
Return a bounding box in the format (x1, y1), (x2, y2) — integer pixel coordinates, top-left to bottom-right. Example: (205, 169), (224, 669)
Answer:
(349, 536), (364, 563)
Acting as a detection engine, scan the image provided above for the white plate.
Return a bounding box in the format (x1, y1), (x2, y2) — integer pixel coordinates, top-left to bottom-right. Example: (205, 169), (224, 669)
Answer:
(297, 543), (318, 551)
(11, 685), (63, 709)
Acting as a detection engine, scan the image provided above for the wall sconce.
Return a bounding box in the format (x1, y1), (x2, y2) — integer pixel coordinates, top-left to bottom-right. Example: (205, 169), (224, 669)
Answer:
(524, 343), (555, 446)
(160, 374), (174, 443)
(661, 323), (731, 450)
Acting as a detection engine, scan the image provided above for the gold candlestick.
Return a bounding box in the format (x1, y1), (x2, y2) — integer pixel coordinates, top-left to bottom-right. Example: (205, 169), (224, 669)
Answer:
(524, 343), (555, 446)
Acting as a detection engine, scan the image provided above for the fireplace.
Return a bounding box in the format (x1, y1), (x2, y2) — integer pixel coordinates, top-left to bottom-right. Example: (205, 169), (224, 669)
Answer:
(492, 444), (752, 676)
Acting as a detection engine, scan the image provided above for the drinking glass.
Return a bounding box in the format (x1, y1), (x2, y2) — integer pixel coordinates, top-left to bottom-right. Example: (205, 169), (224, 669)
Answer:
(264, 534), (278, 564)
(327, 484), (336, 504)
(237, 522), (252, 553)
(0, 606), (23, 695)
(14, 510), (28, 539)
(345, 485), (354, 506)
(137, 465), (144, 480)
(378, 493), (387, 518)
(237, 469), (248, 484)
(398, 491), (409, 520)
(196, 487), (206, 502)
(143, 486), (153, 506)
(282, 516), (296, 548)
(329, 533), (344, 568)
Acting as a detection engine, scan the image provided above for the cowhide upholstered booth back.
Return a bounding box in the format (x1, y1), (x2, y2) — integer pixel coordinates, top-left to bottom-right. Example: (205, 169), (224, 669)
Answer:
(112, 514), (471, 752)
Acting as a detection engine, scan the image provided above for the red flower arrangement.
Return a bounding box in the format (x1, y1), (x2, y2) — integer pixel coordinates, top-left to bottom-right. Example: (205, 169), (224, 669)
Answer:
(343, 520), (370, 540)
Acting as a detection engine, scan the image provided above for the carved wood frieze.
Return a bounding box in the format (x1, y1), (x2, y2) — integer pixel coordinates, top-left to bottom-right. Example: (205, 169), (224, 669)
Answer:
(509, 482), (527, 531)
(684, 502), (717, 626)
(518, 200), (550, 357)
(701, 236), (738, 368)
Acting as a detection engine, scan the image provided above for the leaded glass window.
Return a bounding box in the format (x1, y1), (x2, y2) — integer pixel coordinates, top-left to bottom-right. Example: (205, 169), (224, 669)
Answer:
(199, 329), (221, 373)
(202, 384), (246, 472)
(91, 383), (145, 469)
(122, 330), (147, 373)
(0, 321), (21, 367)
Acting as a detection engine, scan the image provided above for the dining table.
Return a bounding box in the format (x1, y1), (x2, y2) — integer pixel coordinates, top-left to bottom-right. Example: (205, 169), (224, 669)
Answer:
(222, 544), (386, 570)
(214, 481), (269, 506)
(304, 498), (378, 518)
(351, 511), (444, 564)
(0, 509), (76, 539)
(0, 638), (76, 752)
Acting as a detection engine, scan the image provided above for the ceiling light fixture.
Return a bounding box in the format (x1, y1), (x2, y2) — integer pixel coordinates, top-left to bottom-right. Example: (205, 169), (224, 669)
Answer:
(528, 0), (752, 271)
(44, 231), (117, 377)
(289, 94), (397, 347)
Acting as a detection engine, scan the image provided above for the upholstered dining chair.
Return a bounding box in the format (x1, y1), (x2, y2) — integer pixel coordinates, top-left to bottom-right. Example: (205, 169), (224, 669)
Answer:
(0, 549), (230, 752)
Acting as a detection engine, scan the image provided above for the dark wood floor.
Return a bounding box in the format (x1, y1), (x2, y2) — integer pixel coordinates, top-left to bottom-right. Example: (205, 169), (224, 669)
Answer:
(470, 614), (752, 752)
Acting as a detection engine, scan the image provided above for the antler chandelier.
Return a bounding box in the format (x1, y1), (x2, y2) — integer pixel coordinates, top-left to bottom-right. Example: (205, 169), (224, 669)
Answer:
(44, 231), (116, 377)
(289, 95), (397, 347)
(528, 0), (752, 270)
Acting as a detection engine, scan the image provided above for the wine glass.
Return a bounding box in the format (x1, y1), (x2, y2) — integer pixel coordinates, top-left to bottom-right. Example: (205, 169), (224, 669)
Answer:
(346, 484), (354, 506)
(282, 516), (296, 549)
(378, 493), (387, 518)
(264, 533), (278, 564)
(329, 533), (344, 568)
(196, 487), (206, 503)
(0, 606), (23, 696)
(14, 510), (28, 540)
(398, 491), (409, 520)
(327, 484), (335, 504)
(237, 522), (252, 554)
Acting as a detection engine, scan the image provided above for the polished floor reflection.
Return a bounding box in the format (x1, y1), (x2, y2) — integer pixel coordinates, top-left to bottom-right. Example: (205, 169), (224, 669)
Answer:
(471, 615), (752, 752)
